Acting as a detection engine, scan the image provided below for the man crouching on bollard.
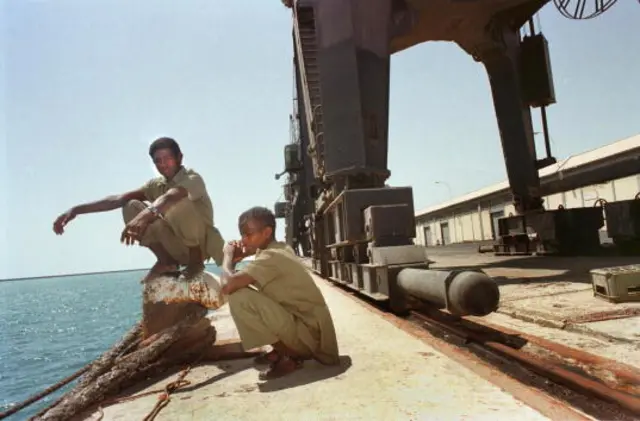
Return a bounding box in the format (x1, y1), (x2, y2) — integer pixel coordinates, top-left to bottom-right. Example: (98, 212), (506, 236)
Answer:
(220, 206), (340, 380)
(53, 137), (225, 282)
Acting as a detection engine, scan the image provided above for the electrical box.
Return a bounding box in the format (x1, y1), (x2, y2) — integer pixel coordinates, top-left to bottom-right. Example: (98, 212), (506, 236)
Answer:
(605, 199), (640, 241)
(590, 265), (640, 303)
(519, 34), (556, 108)
(284, 144), (302, 172)
(274, 202), (288, 219)
(326, 187), (415, 243)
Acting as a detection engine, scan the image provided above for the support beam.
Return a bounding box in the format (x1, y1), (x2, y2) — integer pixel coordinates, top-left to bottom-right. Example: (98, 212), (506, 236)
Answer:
(314, 0), (393, 191)
(292, 42), (315, 255)
(480, 27), (544, 214)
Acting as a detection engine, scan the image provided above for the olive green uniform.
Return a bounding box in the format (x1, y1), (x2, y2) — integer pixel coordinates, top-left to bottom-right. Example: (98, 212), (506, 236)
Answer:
(229, 242), (340, 366)
(122, 167), (225, 265)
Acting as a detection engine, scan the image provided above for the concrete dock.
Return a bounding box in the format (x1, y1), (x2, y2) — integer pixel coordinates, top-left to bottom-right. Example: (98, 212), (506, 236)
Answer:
(426, 243), (640, 367)
(84, 277), (561, 420)
(79, 245), (640, 420)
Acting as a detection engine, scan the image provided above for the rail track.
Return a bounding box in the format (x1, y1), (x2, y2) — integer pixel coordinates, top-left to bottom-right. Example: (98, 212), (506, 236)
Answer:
(410, 308), (640, 419)
(315, 267), (640, 421)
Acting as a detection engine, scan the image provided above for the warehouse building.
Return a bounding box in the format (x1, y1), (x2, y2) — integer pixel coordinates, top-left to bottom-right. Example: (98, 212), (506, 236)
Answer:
(414, 134), (640, 246)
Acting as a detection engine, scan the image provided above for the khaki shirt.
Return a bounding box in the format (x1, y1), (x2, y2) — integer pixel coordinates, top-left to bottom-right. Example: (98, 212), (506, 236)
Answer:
(240, 241), (340, 365)
(141, 167), (224, 265)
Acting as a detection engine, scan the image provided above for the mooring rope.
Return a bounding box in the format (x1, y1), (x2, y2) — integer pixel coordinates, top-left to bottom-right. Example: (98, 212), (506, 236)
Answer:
(90, 352), (205, 421)
(5, 321), (208, 421)
(5, 323), (142, 420)
(0, 364), (91, 420)
(142, 366), (194, 421)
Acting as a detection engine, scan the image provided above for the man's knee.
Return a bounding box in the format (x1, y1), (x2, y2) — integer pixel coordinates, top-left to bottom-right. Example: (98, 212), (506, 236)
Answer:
(122, 200), (146, 223)
(228, 288), (257, 309)
(165, 197), (198, 220)
(165, 198), (204, 246)
(228, 288), (271, 323)
(121, 200), (164, 247)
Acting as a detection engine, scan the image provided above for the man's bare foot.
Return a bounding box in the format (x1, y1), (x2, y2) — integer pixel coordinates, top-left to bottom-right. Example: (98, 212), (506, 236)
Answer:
(141, 261), (180, 283)
(181, 261), (205, 280)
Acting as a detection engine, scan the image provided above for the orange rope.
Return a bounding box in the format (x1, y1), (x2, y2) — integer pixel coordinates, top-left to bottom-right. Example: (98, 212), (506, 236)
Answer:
(142, 365), (194, 421)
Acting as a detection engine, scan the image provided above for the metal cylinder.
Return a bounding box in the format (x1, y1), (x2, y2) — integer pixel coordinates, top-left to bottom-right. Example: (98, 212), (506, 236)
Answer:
(397, 268), (500, 317)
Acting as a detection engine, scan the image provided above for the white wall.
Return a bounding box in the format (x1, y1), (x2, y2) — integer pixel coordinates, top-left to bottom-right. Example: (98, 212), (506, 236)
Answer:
(415, 174), (640, 246)
(480, 209), (492, 240)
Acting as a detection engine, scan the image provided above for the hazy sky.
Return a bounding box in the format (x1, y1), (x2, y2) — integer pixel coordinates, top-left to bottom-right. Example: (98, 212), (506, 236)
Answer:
(1, 0), (639, 279)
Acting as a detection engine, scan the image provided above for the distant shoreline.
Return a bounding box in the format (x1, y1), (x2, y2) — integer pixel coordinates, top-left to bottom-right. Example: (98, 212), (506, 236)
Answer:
(1, 262), (232, 283)
(0, 268), (151, 283)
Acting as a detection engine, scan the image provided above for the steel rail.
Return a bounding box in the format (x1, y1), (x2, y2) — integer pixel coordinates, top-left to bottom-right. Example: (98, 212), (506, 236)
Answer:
(411, 310), (640, 416)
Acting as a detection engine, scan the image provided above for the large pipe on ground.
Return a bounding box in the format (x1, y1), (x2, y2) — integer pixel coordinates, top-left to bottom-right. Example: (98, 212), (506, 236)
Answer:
(397, 269), (500, 317)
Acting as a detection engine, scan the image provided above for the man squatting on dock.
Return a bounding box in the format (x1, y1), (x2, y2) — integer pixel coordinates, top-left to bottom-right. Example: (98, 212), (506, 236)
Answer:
(220, 206), (340, 379)
(52, 137), (225, 282)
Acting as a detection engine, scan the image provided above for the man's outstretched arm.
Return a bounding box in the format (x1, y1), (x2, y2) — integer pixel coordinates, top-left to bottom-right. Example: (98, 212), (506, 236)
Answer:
(72, 189), (148, 215)
(53, 188), (147, 234)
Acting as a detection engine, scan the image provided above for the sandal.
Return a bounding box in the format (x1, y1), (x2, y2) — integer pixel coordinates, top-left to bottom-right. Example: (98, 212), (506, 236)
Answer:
(258, 355), (303, 380)
(254, 350), (279, 365)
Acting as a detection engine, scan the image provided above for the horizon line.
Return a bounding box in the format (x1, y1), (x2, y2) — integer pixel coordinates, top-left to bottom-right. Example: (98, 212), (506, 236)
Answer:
(0, 263), (223, 283)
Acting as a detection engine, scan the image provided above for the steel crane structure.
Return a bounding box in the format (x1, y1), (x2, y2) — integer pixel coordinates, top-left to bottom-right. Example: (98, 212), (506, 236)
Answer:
(273, 0), (636, 313)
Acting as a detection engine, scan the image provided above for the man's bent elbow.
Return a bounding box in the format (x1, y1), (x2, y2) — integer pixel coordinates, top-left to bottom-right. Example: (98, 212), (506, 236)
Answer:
(115, 197), (129, 209)
(165, 187), (189, 202)
(118, 190), (148, 208)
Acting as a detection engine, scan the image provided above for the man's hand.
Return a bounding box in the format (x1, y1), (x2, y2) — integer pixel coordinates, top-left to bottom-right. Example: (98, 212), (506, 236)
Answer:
(223, 240), (250, 263)
(53, 209), (77, 235)
(121, 209), (156, 245)
(221, 242), (257, 296)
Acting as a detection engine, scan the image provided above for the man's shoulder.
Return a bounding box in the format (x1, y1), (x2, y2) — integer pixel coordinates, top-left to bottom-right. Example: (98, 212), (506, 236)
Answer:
(173, 167), (206, 186)
(262, 247), (307, 273)
(257, 246), (291, 260)
(265, 241), (293, 252)
(262, 243), (298, 260)
(183, 167), (203, 178)
(143, 175), (165, 188)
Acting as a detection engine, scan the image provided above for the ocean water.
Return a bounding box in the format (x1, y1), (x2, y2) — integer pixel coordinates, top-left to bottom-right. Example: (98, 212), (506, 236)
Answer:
(0, 264), (222, 420)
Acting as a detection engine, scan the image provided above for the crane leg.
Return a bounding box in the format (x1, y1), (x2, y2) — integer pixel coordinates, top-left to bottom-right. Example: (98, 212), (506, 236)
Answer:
(477, 26), (603, 255)
(294, 0), (431, 304)
(481, 28), (544, 215)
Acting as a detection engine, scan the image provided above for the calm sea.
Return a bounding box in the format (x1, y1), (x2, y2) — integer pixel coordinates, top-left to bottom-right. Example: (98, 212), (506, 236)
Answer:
(0, 264), (222, 420)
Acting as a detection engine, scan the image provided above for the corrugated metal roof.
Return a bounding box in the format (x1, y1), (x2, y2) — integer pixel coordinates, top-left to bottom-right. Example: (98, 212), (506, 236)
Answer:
(415, 133), (640, 217)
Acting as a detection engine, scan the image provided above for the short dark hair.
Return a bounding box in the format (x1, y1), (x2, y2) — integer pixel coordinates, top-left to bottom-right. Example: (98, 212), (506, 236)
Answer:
(238, 206), (276, 237)
(149, 137), (182, 159)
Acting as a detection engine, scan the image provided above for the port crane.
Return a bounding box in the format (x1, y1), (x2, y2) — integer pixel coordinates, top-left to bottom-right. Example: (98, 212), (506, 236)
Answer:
(273, 0), (638, 314)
